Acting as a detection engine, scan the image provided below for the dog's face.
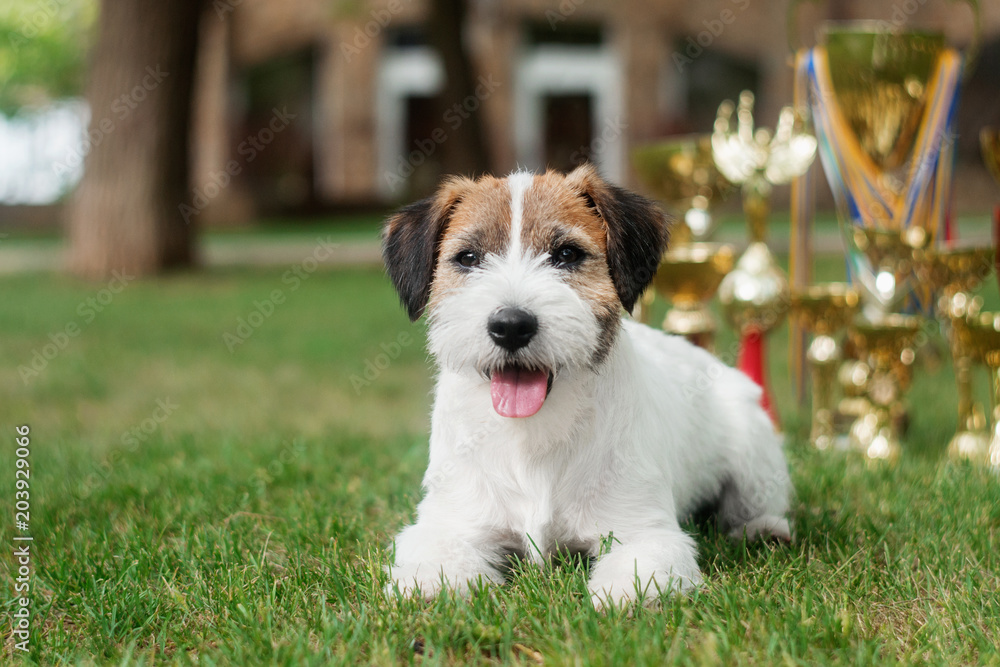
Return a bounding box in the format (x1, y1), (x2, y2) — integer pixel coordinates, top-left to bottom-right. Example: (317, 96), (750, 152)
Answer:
(383, 165), (669, 418)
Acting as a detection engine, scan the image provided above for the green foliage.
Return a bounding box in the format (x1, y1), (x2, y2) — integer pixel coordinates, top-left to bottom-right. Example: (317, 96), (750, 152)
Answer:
(0, 260), (998, 664)
(0, 0), (96, 114)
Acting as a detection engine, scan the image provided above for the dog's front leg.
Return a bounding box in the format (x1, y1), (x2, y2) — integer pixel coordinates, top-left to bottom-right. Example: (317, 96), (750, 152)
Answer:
(587, 527), (702, 610)
(386, 520), (505, 600)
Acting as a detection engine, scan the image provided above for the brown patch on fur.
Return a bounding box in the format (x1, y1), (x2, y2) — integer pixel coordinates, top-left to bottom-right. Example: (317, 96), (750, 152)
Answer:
(522, 169), (623, 364)
(382, 175), (477, 321)
(564, 163), (670, 313)
(411, 166), (665, 366)
(429, 175), (512, 311)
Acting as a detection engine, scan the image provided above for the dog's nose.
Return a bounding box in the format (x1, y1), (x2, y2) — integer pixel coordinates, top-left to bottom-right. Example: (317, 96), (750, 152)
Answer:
(487, 307), (538, 352)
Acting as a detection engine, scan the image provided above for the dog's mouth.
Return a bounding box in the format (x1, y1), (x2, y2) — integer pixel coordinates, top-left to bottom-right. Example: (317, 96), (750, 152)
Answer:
(487, 365), (554, 418)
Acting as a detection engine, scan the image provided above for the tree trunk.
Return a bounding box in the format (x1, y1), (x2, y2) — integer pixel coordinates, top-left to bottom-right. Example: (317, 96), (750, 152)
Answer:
(67, 0), (205, 279)
(426, 0), (493, 177)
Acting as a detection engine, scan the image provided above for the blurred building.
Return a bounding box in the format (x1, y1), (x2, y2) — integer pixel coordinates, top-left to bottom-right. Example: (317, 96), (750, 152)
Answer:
(190, 0), (1000, 223)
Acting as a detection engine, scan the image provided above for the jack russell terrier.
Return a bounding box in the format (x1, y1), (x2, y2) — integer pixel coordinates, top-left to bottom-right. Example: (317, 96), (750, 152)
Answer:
(381, 164), (792, 608)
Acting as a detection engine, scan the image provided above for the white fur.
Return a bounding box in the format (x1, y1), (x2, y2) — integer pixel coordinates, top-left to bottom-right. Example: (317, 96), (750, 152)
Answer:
(387, 175), (793, 609)
(506, 171), (534, 259)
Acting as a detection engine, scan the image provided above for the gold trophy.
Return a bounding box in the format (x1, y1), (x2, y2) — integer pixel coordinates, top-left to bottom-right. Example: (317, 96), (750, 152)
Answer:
(843, 228), (928, 462)
(713, 92), (817, 423)
(790, 283), (859, 449)
(958, 129), (1000, 470)
(848, 314), (923, 464)
(633, 136), (735, 348)
(964, 313), (1000, 471)
(797, 20), (973, 461)
(913, 247), (994, 461)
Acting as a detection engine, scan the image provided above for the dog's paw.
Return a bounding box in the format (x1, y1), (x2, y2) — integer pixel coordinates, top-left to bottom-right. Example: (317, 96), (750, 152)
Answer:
(587, 566), (702, 611)
(385, 562), (503, 600)
(728, 515), (792, 543)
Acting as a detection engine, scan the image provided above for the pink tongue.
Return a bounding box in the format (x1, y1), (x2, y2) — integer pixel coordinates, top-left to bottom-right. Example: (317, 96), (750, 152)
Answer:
(490, 368), (549, 418)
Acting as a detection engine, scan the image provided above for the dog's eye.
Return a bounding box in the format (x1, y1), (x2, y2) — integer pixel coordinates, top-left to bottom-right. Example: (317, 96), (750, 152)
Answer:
(455, 251), (480, 269)
(552, 245), (584, 267)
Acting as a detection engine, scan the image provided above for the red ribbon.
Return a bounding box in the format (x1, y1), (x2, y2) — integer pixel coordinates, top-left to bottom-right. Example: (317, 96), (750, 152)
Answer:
(737, 331), (780, 428)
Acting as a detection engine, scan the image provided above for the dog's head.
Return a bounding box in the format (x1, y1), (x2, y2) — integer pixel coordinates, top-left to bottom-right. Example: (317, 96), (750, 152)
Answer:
(382, 164), (669, 418)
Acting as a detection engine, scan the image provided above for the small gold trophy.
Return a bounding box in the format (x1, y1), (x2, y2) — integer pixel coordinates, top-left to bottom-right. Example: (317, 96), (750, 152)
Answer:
(790, 283), (860, 449)
(964, 313), (1000, 471)
(960, 129), (1000, 471)
(848, 314), (923, 464)
(633, 136), (735, 349)
(713, 92), (817, 423)
(913, 247), (994, 461)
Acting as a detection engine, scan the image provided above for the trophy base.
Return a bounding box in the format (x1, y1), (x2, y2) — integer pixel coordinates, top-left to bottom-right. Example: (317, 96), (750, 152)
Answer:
(848, 412), (902, 465)
(947, 430), (992, 464)
(662, 306), (717, 351)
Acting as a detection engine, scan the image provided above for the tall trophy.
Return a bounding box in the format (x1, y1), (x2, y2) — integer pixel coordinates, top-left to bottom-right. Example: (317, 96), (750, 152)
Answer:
(795, 19), (972, 461)
(712, 92), (817, 424)
(633, 136), (735, 349)
(790, 283), (859, 449)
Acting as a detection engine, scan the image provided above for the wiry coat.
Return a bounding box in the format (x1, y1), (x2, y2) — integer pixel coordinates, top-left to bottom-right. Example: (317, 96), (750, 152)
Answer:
(382, 165), (792, 608)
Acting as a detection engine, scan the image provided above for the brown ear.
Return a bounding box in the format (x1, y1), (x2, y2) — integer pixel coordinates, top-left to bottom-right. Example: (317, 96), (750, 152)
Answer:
(381, 177), (474, 321)
(565, 164), (671, 313)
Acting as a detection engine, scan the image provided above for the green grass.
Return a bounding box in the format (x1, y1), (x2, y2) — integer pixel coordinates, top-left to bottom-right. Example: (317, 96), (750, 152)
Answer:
(2, 258), (999, 665)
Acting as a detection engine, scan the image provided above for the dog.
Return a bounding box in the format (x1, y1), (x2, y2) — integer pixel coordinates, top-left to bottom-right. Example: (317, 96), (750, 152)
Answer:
(381, 164), (792, 608)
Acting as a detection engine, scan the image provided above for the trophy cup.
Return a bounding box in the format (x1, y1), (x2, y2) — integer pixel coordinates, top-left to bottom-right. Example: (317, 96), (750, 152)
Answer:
(848, 314), (923, 464)
(795, 20), (971, 461)
(790, 283), (859, 449)
(964, 312), (1000, 471)
(713, 93), (817, 423)
(633, 136), (735, 348)
(913, 247), (994, 461)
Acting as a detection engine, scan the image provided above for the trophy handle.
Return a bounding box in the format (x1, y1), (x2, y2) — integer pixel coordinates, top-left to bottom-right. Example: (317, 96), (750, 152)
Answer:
(786, 0), (983, 76)
(956, 0), (983, 77)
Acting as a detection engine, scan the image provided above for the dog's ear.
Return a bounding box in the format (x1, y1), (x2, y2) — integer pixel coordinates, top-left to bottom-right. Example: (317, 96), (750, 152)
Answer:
(382, 176), (474, 321)
(565, 163), (671, 313)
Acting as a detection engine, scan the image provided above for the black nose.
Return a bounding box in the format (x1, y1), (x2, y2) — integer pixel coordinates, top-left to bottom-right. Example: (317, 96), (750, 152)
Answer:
(487, 307), (538, 352)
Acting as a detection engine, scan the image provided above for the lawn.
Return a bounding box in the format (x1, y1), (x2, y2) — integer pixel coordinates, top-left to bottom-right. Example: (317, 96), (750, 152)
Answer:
(1, 256), (999, 665)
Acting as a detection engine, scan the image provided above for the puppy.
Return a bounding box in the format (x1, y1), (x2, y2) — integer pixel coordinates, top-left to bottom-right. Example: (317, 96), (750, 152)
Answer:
(382, 165), (792, 608)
